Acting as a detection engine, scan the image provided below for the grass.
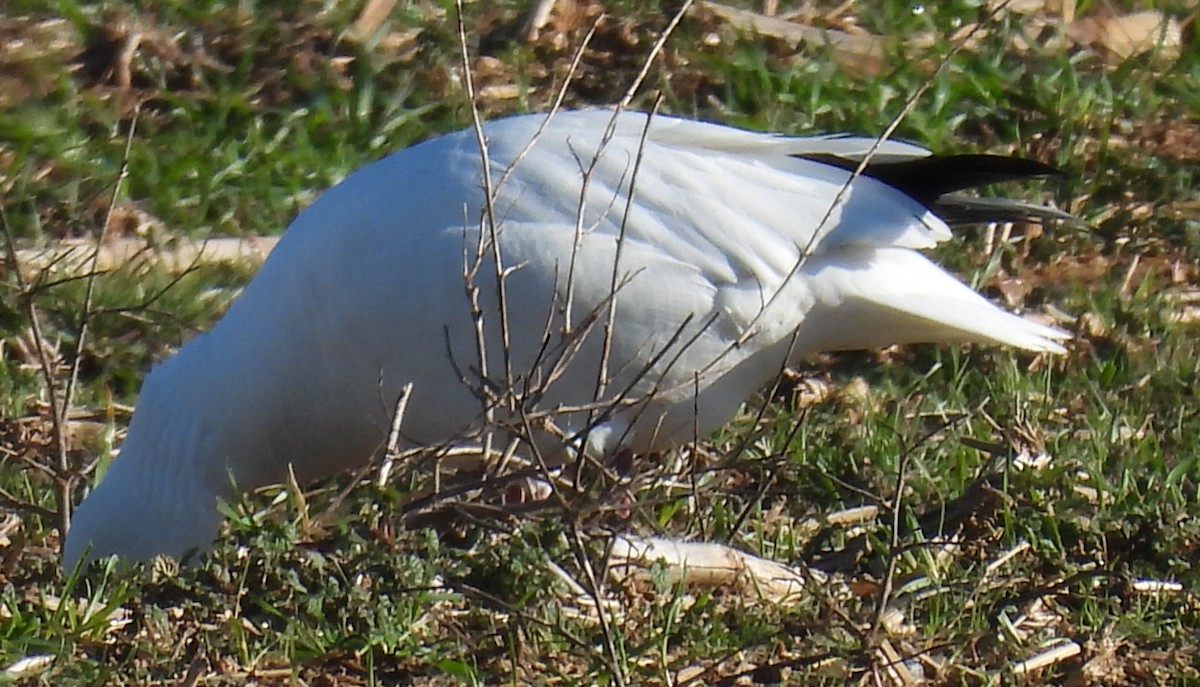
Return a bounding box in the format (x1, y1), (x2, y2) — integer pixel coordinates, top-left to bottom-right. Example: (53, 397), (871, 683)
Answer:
(2, 0), (1199, 684)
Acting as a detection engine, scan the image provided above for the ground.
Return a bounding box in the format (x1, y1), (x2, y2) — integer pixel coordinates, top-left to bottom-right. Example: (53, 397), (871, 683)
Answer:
(1, 0), (1199, 685)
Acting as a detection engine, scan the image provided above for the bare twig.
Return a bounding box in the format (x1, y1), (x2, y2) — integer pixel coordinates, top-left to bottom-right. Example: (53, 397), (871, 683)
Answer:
(567, 528), (627, 686)
(871, 412), (968, 632)
(618, 0), (694, 107)
(1, 212), (66, 520)
(0, 109), (141, 537)
(454, 0), (506, 478)
(378, 383), (415, 487)
(595, 96), (662, 404)
(61, 111), (141, 526)
(493, 17), (601, 193)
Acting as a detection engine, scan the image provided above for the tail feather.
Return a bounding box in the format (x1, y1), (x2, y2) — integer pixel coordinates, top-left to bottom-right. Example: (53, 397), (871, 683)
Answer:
(795, 247), (1069, 355)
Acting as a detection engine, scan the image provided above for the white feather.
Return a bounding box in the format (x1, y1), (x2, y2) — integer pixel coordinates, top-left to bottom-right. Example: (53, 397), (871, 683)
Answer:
(64, 110), (1068, 567)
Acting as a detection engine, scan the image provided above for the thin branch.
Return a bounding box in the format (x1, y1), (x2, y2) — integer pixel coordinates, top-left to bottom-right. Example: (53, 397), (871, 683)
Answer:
(378, 382), (415, 487)
(494, 16), (601, 193)
(65, 108), (141, 456)
(456, 0), (510, 401)
(618, 0), (694, 107)
(1, 208), (67, 511)
(2, 109), (145, 537)
(594, 96), (662, 404)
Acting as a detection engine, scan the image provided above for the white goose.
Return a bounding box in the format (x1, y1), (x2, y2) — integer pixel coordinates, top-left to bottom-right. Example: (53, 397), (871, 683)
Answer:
(64, 109), (1069, 568)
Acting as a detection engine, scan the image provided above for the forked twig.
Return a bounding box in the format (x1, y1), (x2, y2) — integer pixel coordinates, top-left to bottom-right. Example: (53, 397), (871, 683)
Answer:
(456, 0), (512, 405)
(1, 108), (142, 536)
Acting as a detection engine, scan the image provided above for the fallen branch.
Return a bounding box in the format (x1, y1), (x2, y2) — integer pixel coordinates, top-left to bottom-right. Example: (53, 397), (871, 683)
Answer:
(9, 236), (280, 279)
(1011, 638), (1082, 675)
(608, 534), (822, 603)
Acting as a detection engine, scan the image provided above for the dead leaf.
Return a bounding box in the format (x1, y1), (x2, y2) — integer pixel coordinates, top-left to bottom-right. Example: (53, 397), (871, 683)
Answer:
(696, 1), (889, 77)
(1066, 11), (1183, 61)
(351, 0), (399, 38)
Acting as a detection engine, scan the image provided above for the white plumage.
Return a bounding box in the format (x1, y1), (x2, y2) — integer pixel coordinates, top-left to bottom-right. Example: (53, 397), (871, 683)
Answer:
(64, 110), (1067, 567)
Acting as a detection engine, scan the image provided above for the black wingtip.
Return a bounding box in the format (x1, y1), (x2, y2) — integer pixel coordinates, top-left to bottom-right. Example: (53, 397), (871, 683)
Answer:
(800, 151), (1073, 225)
(933, 195), (1086, 229)
(851, 154), (1061, 206)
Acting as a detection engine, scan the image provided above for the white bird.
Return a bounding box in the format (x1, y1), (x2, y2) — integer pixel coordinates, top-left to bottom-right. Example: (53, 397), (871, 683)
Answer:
(63, 109), (1069, 568)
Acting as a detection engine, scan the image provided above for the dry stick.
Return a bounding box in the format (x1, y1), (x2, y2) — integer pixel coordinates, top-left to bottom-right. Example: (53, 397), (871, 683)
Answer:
(377, 382), (415, 488)
(727, 406), (810, 538)
(571, 312), (710, 453)
(595, 96), (662, 404)
(560, 123), (618, 339)
(860, 12), (1018, 643)
(1, 215), (70, 524)
(552, 190), (731, 461)
(560, 1), (718, 434)
(0, 486), (57, 520)
(454, 0), (503, 474)
(508, 407), (630, 680)
(873, 444), (914, 637)
(0, 210), (63, 438)
(448, 9), (630, 683)
(452, 0), (589, 474)
(450, 10), (600, 517)
(689, 371), (705, 540)
(712, 326), (806, 541)
(579, 0), (693, 434)
(568, 526), (628, 687)
(561, 163), (629, 462)
(509, 412), (631, 685)
(618, 0), (693, 108)
(504, 18), (600, 444)
(448, 579), (595, 655)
